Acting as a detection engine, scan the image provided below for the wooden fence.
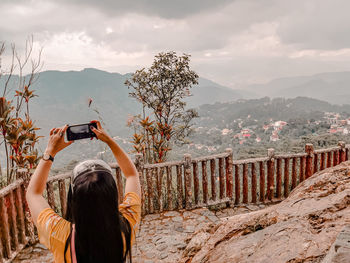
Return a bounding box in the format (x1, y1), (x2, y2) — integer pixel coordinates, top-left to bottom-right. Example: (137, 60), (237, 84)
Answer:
(0, 141), (349, 262)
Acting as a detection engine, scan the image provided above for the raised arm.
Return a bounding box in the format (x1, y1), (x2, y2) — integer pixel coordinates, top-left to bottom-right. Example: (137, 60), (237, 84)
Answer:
(26, 125), (73, 225)
(90, 121), (141, 197)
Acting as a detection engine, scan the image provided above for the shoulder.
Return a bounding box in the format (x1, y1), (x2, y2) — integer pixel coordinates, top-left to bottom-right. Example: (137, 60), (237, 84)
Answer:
(37, 208), (71, 251)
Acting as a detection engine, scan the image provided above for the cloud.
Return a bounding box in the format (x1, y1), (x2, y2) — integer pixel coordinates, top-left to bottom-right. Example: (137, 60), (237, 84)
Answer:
(62, 0), (233, 19)
(277, 0), (350, 50)
(1, 0), (350, 88)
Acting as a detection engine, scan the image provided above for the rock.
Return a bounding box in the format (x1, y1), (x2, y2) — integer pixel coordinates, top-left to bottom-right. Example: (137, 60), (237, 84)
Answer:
(164, 211), (180, 217)
(172, 216), (184, 222)
(184, 225), (195, 233)
(145, 251), (156, 258)
(180, 162), (350, 263)
(322, 225), (350, 263)
(183, 231), (211, 258)
(159, 252), (168, 259)
(156, 244), (167, 251)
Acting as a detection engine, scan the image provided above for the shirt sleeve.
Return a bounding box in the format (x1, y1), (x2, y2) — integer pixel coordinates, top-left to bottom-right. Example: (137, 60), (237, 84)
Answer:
(119, 192), (141, 244)
(36, 208), (71, 252)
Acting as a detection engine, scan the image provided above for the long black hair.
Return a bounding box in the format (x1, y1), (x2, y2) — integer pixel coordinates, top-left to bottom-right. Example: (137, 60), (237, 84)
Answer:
(63, 169), (132, 263)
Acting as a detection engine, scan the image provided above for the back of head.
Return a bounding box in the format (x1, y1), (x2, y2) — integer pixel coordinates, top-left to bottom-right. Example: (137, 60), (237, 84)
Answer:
(65, 160), (131, 263)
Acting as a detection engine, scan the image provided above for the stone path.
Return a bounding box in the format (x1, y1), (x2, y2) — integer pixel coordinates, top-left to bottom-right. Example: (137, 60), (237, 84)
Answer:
(13, 203), (268, 263)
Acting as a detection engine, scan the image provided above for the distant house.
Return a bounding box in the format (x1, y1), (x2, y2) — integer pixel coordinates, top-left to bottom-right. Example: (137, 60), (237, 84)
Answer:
(256, 137), (262, 143)
(329, 128), (337, 134)
(221, 128), (232, 135)
(270, 131), (279, 142)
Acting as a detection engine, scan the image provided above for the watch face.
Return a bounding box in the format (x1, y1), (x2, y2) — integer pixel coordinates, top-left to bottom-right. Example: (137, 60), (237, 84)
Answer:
(43, 153), (50, 160)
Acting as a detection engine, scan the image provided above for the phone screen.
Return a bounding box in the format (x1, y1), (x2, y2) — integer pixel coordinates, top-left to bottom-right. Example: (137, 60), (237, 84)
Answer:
(66, 123), (97, 141)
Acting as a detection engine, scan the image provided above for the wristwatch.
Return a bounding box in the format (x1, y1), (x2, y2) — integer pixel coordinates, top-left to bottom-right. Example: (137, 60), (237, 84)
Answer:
(42, 153), (54, 162)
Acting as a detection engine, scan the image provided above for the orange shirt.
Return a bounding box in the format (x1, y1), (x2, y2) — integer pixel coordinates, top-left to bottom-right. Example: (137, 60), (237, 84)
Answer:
(36, 192), (141, 263)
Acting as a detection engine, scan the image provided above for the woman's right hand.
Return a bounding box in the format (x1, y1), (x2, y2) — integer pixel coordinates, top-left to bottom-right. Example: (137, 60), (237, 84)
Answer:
(90, 120), (112, 144)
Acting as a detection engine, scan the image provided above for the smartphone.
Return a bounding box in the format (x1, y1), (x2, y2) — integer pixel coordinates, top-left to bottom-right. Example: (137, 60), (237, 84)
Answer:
(66, 122), (97, 141)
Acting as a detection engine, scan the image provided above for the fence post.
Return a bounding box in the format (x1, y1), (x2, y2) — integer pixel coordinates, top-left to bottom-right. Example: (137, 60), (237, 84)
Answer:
(134, 154), (145, 215)
(267, 148), (275, 200)
(225, 148), (233, 200)
(305, 144), (314, 179)
(338, 141), (346, 163)
(183, 154), (192, 209)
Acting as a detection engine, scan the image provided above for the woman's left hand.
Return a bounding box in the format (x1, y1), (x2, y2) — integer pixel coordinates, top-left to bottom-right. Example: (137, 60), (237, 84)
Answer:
(45, 124), (74, 157)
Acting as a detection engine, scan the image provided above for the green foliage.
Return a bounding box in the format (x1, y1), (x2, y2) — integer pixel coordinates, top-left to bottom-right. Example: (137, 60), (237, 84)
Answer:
(126, 52), (199, 163)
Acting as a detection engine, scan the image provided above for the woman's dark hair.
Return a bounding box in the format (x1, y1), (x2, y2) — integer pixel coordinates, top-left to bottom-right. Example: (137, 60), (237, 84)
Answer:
(63, 169), (132, 263)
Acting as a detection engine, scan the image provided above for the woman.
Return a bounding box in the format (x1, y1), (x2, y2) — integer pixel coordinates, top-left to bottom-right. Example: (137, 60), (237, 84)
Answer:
(26, 121), (141, 263)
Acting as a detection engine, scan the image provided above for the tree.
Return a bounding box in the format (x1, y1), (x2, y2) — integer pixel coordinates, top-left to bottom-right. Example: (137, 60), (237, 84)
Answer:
(0, 37), (42, 186)
(125, 51), (199, 163)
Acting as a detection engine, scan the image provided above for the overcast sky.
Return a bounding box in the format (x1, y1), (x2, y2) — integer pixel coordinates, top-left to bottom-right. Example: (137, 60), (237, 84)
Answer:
(1, 0), (350, 88)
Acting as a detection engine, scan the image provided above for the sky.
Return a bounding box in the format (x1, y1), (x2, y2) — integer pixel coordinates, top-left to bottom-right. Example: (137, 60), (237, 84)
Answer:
(1, 0), (350, 88)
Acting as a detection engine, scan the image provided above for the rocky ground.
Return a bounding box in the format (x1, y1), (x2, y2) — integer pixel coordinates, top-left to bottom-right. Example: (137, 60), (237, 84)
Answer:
(180, 161), (350, 263)
(13, 203), (270, 262)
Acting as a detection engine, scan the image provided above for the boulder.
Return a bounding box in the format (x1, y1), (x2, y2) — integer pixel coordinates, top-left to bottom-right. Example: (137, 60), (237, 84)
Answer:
(180, 161), (350, 263)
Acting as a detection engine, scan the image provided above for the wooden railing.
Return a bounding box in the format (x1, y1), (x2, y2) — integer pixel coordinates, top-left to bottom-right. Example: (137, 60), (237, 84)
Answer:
(0, 141), (349, 262)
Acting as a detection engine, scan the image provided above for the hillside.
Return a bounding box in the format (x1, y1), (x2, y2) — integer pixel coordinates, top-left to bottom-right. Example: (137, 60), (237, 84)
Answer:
(248, 71), (350, 104)
(2, 68), (244, 137)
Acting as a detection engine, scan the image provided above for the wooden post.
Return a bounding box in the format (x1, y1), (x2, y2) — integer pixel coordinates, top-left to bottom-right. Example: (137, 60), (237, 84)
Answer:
(276, 158), (282, 199)
(0, 238), (3, 263)
(8, 191), (19, 250)
(313, 153), (318, 174)
(156, 167), (164, 212)
(284, 158), (290, 198)
(338, 141), (346, 163)
(242, 163), (248, 203)
(58, 180), (67, 218)
(225, 148), (233, 200)
(14, 187), (25, 244)
(259, 162), (265, 202)
(251, 163), (257, 203)
(305, 144), (314, 179)
(218, 158), (225, 200)
(134, 154), (145, 214)
(210, 159), (216, 201)
(235, 165), (240, 204)
(327, 151), (332, 168)
(115, 168), (124, 205)
(166, 166), (173, 210)
(320, 152), (325, 170)
(21, 182), (35, 244)
(299, 156), (305, 182)
(267, 148), (275, 200)
(184, 154), (192, 209)
(0, 196), (11, 258)
(146, 168), (153, 213)
(292, 157), (297, 189)
(176, 165), (183, 209)
(46, 182), (56, 211)
(333, 149), (338, 166)
(193, 162), (199, 205)
(202, 161), (208, 204)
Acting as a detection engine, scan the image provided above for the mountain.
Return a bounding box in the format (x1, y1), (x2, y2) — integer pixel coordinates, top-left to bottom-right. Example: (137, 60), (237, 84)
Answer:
(0, 68), (245, 168)
(248, 71), (350, 104)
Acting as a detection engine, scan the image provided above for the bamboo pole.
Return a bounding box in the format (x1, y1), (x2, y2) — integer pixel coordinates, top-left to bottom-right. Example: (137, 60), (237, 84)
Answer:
(259, 162), (265, 202)
(305, 144), (314, 179)
(284, 158), (290, 198)
(210, 159), (216, 201)
(218, 158), (225, 200)
(225, 148), (233, 200)
(251, 163), (257, 203)
(184, 154), (192, 209)
(202, 161), (208, 204)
